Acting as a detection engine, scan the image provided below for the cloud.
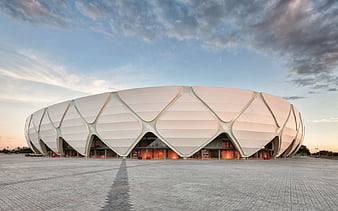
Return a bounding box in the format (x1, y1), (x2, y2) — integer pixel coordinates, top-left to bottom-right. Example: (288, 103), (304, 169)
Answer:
(75, 1), (109, 20)
(0, 49), (154, 104)
(0, 0), (69, 27)
(313, 117), (338, 123)
(308, 91), (320, 94)
(290, 73), (338, 93)
(283, 96), (306, 100)
(1, 0), (338, 91)
(0, 49), (116, 94)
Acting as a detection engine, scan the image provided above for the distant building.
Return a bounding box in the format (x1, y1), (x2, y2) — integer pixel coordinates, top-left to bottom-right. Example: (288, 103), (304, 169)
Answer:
(25, 86), (304, 159)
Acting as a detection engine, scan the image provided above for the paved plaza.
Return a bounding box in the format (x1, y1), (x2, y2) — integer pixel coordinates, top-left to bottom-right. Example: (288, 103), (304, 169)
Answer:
(0, 154), (337, 210)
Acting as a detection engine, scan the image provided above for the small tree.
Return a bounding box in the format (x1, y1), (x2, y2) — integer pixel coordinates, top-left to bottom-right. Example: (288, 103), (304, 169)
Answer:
(2, 148), (9, 153)
(17, 147), (33, 153)
(296, 145), (310, 156)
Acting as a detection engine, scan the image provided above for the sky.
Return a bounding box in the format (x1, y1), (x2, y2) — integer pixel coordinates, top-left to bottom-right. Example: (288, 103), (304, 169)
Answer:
(0, 0), (337, 153)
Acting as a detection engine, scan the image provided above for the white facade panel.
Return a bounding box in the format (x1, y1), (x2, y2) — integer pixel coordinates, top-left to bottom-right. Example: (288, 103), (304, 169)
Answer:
(261, 93), (290, 127)
(25, 86), (304, 159)
(24, 115), (32, 148)
(39, 112), (58, 153)
(29, 108), (46, 153)
(233, 96), (278, 156)
(60, 104), (88, 155)
(28, 116), (43, 154)
(118, 86), (180, 122)
(293, 124), (305, 154)
(74, 93), (109, 124)
(278, 108), (297, 156)
(193, 86), (254, 122)
(32, 108), (45, 132)
(287, 112), (304, 156)
(293, 106), (301, 130)
(297, 114), (305, 147)
(96, 94), (142, 155)
(157, 91), (219, 156)
(47, 101), (70, 128)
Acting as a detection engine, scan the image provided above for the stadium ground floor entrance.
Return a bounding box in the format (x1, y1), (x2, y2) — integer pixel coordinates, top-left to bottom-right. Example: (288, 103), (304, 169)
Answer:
(40, 139), (57, 156)
(49, 134), (278, 160)
(129, 132), (180, 159)
(61, 138), (84, 158)
(128, 132), (242, 160)
(89, 135), (120, 158)
(189, 133), (241, 159)
(248, 137), (278, 159)
(130, 148), (180, 159)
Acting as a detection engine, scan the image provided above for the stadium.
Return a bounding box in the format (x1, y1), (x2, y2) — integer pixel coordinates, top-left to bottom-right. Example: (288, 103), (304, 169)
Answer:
(25, 86), (304, 159)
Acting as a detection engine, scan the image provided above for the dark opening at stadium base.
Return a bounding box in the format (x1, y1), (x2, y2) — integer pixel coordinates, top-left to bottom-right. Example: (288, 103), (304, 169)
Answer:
(40, 139), (57, 156)
(29, 141), (41, 154)
(248, 136), (278, 159)
(32, 134), (280, 160)
(279, 138), (296, 158)
(190, 133), (241, 159)
(287, 140), (301, 157)
(60, 137), (84, 157)
(129, 132), (180, 159)
(89, 135), (121, 158)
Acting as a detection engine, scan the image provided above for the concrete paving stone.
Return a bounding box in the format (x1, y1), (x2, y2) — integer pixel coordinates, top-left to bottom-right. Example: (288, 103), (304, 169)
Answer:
(0, 155), (337, 210)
